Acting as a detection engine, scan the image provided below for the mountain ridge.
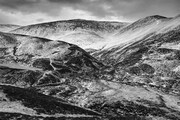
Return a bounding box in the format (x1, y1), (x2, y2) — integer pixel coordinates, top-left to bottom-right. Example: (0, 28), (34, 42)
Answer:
(1, 14), (180, 120)
(0, 24), (21, 33)
(10, 19), (129, 49)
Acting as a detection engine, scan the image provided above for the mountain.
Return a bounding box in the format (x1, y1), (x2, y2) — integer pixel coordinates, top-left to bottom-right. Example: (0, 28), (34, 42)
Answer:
(10, 19), (128, 48)
(115, 15), (168, 35)
(0, 24), (21, 33)
(1, 14), (180, 120)
(93, 15), (180, 60)
(0, 31), (104, 119)
(87, 15), (180, 119)
(86, 15), (179, 50)
(0, 31), (104, 86)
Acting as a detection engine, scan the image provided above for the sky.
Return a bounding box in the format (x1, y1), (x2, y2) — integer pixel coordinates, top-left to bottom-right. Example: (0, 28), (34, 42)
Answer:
(0, 0), (179, 25)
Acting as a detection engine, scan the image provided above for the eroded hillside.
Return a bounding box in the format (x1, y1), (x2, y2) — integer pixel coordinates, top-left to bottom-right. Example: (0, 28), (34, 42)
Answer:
(1, 15), (180, 120)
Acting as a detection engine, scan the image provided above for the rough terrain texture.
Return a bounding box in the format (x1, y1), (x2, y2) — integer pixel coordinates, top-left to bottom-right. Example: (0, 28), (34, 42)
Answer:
(1, 15), (180, 120)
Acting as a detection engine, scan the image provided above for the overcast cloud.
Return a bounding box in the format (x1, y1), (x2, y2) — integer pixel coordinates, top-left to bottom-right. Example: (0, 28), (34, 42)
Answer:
(0, 0), (179, 25)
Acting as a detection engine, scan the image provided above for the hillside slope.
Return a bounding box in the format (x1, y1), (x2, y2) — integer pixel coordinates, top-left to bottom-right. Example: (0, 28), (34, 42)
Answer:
(10, 19), (128, 48)
(93, 15), (180, 57)
(0, 85), (101, 119)
(0, 24), (21, 33)
(0, 31), (104, 119)
(2, 24), (180, 119)
(84, 15), (180, 119)
(1, 15), (180, 120)
(87, 15), (179, 49)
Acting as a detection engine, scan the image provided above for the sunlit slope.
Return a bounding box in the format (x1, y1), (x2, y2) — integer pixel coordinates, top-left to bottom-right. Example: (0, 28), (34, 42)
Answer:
(0, 24), (21, 33)
(10, 19), (128, 48)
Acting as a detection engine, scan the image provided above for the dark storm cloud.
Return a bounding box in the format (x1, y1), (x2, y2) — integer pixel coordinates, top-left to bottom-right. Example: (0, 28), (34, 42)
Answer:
(48, 0), (180, 19)
(0, 0), (38, 8)
(48, 0), (83, 4)
(107, 0), (180, 20)
(0, 0), (179, 23)
(0, 0), (112, 17)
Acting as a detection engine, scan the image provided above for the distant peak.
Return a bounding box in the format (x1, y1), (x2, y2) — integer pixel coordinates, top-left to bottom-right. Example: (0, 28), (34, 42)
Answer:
(141, 15), (167, 22)
(0, 24), (21, 27)
(67, 19), (87, 22)
(134, 15), (167, 24)
(70, 19), (87, 21)
(147, 15), (167, 19)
